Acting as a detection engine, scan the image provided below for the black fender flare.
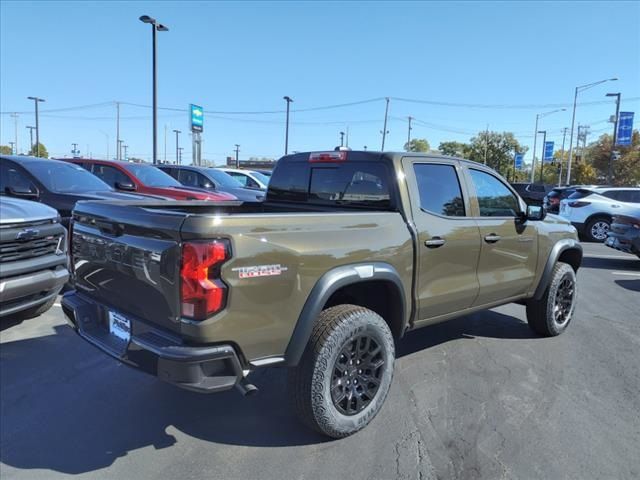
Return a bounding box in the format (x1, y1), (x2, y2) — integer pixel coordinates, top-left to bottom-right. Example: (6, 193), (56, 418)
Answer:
(284, 262), (407, 366)
(533, 238), (583, 300)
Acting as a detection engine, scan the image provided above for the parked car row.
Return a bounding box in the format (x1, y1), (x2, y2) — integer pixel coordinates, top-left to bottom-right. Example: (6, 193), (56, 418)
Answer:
(605, 214), (640, 258)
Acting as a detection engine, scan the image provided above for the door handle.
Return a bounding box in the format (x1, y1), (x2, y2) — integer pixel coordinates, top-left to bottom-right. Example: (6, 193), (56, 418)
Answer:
(425, 237), (446, 248)
(484, 234), (501, 244)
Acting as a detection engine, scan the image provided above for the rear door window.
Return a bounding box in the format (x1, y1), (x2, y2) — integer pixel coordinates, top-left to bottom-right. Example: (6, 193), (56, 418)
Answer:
(413, 163), (465, 216)
(92, 164), (130, 188)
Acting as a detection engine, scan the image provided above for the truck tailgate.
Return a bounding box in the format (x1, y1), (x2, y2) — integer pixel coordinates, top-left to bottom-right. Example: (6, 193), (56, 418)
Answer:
(71, 201), (186, 334)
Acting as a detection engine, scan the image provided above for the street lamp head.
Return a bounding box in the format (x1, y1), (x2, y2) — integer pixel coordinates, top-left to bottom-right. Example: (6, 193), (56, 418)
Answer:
(610, 78), (618, 81)
(606, 92), (621, 97)
(156, 23), (169, 32)
(139, 15), (155, 24)
(283, 96), (293, 102)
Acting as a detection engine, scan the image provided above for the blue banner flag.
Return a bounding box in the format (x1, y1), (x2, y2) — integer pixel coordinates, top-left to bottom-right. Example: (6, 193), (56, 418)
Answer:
(514, 153), (523, 170)
(190, 104), (204, 132)
(616, 112), (634, 146)
(543, 141), (554, 163)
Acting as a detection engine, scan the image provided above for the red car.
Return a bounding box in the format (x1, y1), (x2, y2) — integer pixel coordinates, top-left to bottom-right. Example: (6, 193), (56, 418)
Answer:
(62, 159), (235, 201)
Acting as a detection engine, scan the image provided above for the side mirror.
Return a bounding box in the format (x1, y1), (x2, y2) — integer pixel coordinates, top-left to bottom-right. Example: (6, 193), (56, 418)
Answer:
(526, 205), (546, 221)
(6, 185), (39, 200)
(115, 181), (136, 192)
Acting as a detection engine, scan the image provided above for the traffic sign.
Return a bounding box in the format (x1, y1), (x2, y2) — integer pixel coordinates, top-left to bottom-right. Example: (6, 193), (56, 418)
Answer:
(616, 112), (634, 146)
(514, 153), (524, 169)
(543, 141), (554, 163)
(190, 104), (204, 132)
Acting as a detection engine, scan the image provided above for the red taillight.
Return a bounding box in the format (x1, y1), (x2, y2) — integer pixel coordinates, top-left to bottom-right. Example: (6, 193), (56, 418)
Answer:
(309, 151), (348, 163)
(568, 201), (591, 208)
(180, 240), (230, 320)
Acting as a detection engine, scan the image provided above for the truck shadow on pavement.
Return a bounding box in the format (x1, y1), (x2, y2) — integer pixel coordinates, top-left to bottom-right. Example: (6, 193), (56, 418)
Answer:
(1, 308), (535, 475)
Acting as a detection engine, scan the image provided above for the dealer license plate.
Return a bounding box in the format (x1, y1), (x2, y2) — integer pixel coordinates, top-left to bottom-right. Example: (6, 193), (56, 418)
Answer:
(108, 311), (131, 342)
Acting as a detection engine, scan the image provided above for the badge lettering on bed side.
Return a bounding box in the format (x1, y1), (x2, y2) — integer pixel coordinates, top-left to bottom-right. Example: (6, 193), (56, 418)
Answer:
(232, 264), (288, 279)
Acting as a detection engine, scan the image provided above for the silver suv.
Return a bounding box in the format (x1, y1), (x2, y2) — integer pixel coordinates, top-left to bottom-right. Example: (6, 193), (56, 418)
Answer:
(559, 187), (640, 242)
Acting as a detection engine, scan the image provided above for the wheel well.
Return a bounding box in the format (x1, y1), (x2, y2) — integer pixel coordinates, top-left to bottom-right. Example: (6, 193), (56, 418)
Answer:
(585, 213), (611, 226)
(558, 248), (582, 273)
(324, 280), (404, 339)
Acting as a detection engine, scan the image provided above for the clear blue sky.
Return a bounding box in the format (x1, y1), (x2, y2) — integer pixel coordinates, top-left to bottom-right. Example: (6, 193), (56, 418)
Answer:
(1, 1), (639, 165)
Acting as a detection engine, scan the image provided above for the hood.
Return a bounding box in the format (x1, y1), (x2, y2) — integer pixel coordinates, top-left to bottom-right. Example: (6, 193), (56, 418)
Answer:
(544, 213), (571, 226)
(0, 196), (59, 225)
(73, 190), (153, 201)
(163, 186), (236, 201)
(226, 187), (266, 202)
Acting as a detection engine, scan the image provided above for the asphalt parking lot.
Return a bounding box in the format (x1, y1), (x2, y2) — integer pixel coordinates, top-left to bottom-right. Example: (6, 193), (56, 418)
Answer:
(1, 242), (639, 480)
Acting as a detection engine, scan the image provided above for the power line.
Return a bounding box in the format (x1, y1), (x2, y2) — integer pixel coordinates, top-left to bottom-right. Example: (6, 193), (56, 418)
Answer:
(391, 96), (640, 110)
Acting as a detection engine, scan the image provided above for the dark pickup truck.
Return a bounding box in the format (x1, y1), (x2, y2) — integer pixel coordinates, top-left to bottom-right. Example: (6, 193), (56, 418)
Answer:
(63, 150), (582, 437)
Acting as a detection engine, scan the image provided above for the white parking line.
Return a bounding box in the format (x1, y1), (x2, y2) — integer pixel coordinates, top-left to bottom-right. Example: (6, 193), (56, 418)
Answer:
(584, 254), (636, 260)
(611, 271), (640, 277)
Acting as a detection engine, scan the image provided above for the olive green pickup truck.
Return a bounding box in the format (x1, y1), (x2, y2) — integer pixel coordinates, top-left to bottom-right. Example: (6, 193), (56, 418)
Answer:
(62, 150), (582, 438)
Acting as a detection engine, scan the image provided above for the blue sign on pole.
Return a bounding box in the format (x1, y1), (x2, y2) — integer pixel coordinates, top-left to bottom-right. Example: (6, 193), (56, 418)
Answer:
(190, 104), (204, 132)
(616, 112), (634, 146)
(543, 141), (554, 163)
(514, 153), (523, 170)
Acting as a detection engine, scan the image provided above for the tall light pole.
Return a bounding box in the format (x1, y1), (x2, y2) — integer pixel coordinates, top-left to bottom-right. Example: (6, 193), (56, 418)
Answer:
(178, 147), (183, 164)
(606, 92), (621, 184)
(26, 126), (35, 154)
(234, 144), (240, 168)
(381, 97), (390, 151)
(530, 108), (565, 183)
(283, 96), (293, 155)
(27, 97), (45, 157)
(115, 102), (120, 160)
(407, 116), (413, 146)
(339, 131), (345, 147)
(9, 141), (15, 155)
(538, 130), (547, 183)
(566, 77), (617, 184)
(123, 144), (129, 161)
(139, 15), (169, 165)
(559, 127), (568, 186)
(10, 113), (18, 154)
(173, 129), (181, 164)
(118, 139), (124, 161)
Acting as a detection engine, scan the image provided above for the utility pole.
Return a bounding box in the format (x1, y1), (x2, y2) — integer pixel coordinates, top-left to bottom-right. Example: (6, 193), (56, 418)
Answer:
(346, 126), (349, 148)
(606, 92), (621, 184)
(10, 113), (18, 154)
(9, 142), (15, 155)
(234, 144), (240, 168)
(118, 139), (124, 161)
(381, 97), (390, 151)
(559, 127), (568, 186)
(538, 130), (547, 183)
(283, 96), (293, 155)
(178, 147), (183, 164)
(339, 131), (345, 147)
(72, 143), (79, 157)
(483, 124), (489, 165)
(164, 124), (167, 163)
(123, 144), (128, 161)
(116, 102), (120, 160)
(26, 126), (35, 154)
(407, 116), (413, 146)
(173, 129), (181, 164)
(27, 97), (45, 157)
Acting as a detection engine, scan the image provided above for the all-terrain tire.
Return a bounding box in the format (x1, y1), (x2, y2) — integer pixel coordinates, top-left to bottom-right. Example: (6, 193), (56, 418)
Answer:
(526, 262), (577, 336)
(288, 304), (395, 438)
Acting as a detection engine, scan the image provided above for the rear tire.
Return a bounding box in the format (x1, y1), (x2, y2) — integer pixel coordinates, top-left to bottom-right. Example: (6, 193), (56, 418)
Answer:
(585, 216), (611, 242)
(289, 304), (395, 438)
(526, 262), (577, 337)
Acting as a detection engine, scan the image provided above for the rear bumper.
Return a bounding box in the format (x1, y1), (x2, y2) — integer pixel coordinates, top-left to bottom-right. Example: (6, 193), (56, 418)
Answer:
(0, 266), (68, 317)
(61, 291), (245, 393)
(605, 232), (639, 255)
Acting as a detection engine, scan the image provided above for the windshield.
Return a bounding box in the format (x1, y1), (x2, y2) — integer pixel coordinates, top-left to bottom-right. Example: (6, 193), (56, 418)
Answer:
(251, 171), (271, 185)
(122, 163), (181, 187)
(27, 161), (112, 193)
(205, 168), (244, 188)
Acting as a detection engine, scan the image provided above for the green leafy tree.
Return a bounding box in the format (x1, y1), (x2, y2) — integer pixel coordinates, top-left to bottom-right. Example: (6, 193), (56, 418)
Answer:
(438, 141), (469, 158)
(572, 162), (597, 184)
(28, 142), (49, 158)
(0, 145), (12, 155)
(404, 138), (430, 152)
(465, 131), (528, 178)
(583, 130), (639, 185)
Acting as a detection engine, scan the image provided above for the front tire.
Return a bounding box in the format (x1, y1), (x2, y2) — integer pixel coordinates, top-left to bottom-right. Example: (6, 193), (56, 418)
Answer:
(289, 305), (395, 438)
(526, 262), (577, 336)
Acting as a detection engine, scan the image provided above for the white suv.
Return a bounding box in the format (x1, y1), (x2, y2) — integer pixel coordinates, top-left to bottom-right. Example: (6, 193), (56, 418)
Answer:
(559, 187), (640, 242)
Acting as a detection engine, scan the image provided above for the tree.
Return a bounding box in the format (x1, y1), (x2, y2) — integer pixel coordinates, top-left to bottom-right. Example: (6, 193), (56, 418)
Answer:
(0, 145), (12, 155)
(404, 138), (430, 152)
(583, 130), (639, 185)
(465, 131), (528, 178)
(571, 162), (597, 184)
(438, 141), (469, 158)
(28, 142), (49, 158)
